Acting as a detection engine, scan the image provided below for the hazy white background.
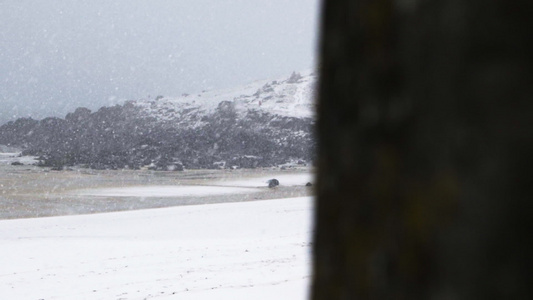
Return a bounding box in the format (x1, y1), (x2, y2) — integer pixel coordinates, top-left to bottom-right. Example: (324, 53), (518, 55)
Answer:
(0, 0), (319, 125)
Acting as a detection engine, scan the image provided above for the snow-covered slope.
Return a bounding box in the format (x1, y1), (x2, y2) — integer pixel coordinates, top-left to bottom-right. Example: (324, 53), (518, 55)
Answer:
(134, 70), (316, 127)
(0, 197), (312, 299)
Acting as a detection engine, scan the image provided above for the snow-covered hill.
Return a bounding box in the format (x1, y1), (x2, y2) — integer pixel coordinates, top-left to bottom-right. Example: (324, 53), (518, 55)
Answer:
(134, 70), (316, 127)
(0, 71), (317, 170)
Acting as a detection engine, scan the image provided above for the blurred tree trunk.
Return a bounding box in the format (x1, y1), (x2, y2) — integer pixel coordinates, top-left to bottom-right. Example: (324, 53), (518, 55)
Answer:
(313, 0), (532, 299)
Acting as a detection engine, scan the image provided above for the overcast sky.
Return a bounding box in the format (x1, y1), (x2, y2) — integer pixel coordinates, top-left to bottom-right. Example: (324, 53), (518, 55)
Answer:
(0, 0), (319, 125)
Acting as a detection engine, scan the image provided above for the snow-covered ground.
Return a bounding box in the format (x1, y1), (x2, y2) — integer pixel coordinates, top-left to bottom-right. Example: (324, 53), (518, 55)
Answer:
(0, 196), (313, 299)
(0, 152), (38, 165)
(73, 173), (313, 198)
(75, 185), (260, 198)
(214, 173), (313, 188)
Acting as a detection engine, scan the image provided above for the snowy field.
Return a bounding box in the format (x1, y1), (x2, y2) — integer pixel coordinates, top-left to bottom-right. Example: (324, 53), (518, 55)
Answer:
(214, 173), (313, 188)
(0, 197), (313, 299)
(0, 160), (313, 219)
(76, 185), (259, 198)
(0, 156), (314, 299)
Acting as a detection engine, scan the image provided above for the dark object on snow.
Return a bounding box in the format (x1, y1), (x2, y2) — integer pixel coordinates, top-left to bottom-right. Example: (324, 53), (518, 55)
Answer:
(268, 179), (279, 188)
(11, 161), (24, 166)
(305, 182), (312, 187)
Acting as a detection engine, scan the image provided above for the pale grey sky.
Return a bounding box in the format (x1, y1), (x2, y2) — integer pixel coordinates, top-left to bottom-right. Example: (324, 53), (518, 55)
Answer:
(0, 0), (319, 124)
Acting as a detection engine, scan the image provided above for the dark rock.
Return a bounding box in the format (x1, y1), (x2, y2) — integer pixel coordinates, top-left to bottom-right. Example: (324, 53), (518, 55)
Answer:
(268, 179), (280, 188)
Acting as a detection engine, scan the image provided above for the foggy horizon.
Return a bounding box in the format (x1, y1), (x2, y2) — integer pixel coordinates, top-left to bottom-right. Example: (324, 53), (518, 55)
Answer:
(1, 0), (319, 125)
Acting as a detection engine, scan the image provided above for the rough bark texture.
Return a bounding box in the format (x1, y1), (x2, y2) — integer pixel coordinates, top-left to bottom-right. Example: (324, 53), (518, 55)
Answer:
(313, 0), (532, 299)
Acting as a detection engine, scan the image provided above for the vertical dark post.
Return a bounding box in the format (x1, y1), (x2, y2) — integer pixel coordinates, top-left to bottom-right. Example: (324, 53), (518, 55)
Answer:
(313, 0), (532, 299)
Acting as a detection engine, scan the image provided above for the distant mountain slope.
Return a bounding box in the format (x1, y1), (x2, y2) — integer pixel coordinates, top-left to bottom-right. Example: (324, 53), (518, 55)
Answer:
(136, 70), (315, 124)
(0, 71), (316, 170)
